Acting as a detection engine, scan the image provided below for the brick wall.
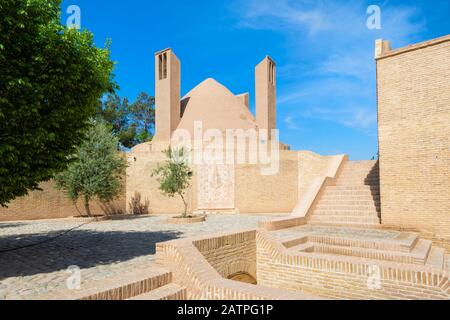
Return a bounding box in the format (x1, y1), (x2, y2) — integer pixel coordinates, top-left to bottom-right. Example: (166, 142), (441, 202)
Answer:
(128, 148), (337, 215)
(126, 150), (195, 215)
(193, 231), (256, 279)
(235, 150), (298, 213)
(155, 230), (316, 300)
(0, 179), (126, 222)
(376, 35), (450, 242)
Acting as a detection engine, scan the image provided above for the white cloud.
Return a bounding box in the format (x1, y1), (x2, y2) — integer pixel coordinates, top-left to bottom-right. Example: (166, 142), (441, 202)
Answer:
(283, 115), (301, 130)
(231, 0), (424, 133)
(288, 105), (377, 130)
(235, 0), (332, 35)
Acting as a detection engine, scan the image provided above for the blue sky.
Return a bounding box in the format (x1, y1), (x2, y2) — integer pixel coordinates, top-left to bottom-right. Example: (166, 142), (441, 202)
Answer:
(61, 0), (449, 160)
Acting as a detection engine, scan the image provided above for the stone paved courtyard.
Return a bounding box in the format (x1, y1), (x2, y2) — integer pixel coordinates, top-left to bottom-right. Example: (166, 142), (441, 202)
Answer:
(0, 214), (279, 300)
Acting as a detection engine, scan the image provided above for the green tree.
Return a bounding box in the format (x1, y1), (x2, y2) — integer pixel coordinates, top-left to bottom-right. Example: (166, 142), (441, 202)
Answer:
(96, 92), (155, 148)
(96, 93), (129, 135)
(152, 148), (193, 218)
(117, 123), (138, 149)
(0, 0), (115, 206)
(54, 121), (127, 217)
(130, 92), (155, 143)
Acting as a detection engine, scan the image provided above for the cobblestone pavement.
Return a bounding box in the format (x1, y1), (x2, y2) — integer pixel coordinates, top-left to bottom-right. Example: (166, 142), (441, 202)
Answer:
(0, 214), (278, 300)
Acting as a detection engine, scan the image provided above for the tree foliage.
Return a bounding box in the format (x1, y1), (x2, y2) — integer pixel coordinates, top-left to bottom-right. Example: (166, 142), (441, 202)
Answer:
(54, 121), (127, 217)
(96, 92), (155, 148)
(96, 93), (129, 135)
(0, 0), (115, 206)
(152, 148), (193, 217)
(130, 92), (155, 140)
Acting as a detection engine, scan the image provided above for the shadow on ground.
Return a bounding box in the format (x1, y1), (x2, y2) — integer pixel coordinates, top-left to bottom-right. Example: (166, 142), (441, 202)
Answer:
(0, 228), (182, 280)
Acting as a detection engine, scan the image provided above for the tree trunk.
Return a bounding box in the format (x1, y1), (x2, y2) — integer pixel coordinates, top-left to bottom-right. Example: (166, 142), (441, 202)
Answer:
(84, 196), (92, 217)
(179, 193), (187, 218)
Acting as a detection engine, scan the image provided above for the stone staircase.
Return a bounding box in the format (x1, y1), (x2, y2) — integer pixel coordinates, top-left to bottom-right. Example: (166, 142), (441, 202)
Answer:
(308, 160), (381, 228)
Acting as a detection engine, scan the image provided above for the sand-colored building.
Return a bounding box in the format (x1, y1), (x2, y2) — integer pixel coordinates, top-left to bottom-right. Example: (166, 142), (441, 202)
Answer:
(1, 35), (448, 253)
(1, 35), (449, 301)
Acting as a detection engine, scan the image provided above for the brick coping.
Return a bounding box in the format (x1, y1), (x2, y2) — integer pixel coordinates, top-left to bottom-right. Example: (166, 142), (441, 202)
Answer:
(376, 34), (450, 60)
(156, 229), (321, 300)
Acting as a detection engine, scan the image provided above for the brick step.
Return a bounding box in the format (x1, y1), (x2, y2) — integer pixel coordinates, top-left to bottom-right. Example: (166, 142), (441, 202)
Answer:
(320, 194), (380, 204)
(340, 164), (378, 169)
(324, 190), (379, 196)
(337, 178), (378, 183)
(309, 221), (382, 229)
(327, 185), (379, 191)
(315, 204), (380, 211)
(323, 207), (380, 212)
(333, 185), (379, 188)
(318, 197), (380, 204)
(425, 247), (445, 271)
(334, 180), (379, 185)
(338, 169), (377, 174)
(318, 199), (379, 206)
(321, 191), (380, 197)
(337, 169), (378, 173)
(338, 171), (380, 180)
(312, 209), (380, 217)
(75, 268), (173, 300)
(309, 215), (380, 225)
(334, 180), (379, 184)
(289, 242), (314, 252)
(127, 283), (187, 300)
(339, 172), (378, 176)
(342, 160), (377, 167)
(283, 233), (418, 253)
(410, 239), (433, 264)
(337, 173), (379, 178)
(310, 239), (431, 265)
(340, 170), (378, 174)
(335, 176), (379, 180)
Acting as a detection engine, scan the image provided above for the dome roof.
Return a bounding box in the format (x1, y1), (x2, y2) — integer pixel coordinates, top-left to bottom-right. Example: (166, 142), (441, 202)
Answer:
(176, 78), (258, 135)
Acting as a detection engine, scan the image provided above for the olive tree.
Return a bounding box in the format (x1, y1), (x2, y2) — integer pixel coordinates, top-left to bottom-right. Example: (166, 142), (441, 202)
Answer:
(152, 148), (193, 217)
(54, 121), (127, 217)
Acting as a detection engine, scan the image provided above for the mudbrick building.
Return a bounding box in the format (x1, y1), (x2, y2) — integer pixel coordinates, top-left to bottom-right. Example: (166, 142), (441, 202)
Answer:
(2, 35), (449, 300)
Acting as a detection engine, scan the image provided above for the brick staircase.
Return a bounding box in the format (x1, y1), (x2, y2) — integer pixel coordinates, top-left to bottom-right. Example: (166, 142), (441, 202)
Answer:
(308, 160), (381, 228)
(78, 267), (187, 300)
(278, 228), (448, 273)
(128, 282), (186, 300)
